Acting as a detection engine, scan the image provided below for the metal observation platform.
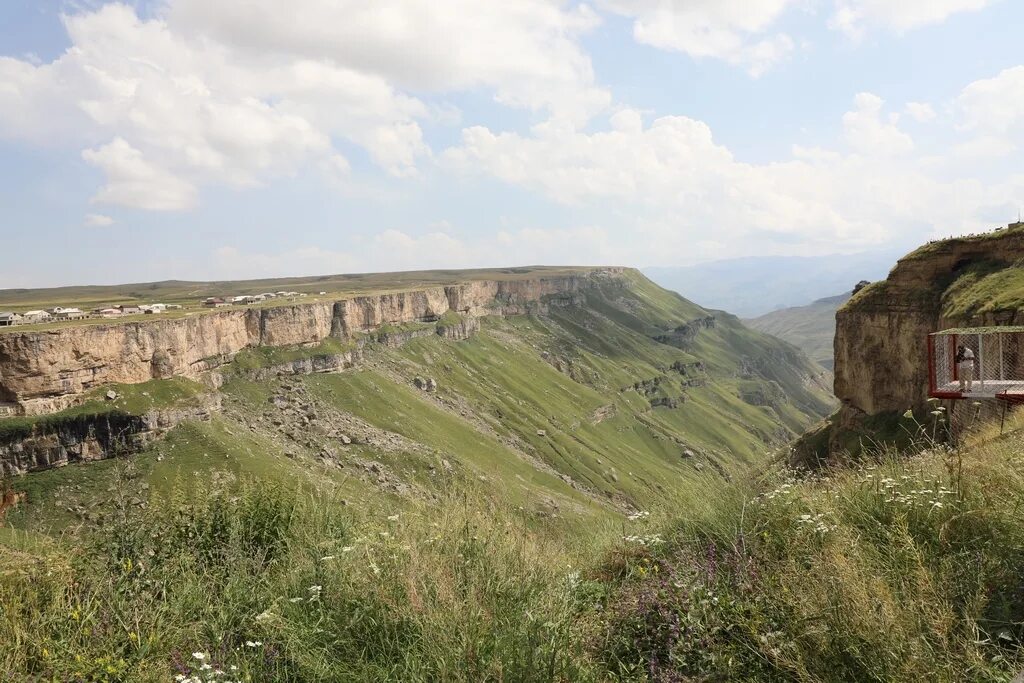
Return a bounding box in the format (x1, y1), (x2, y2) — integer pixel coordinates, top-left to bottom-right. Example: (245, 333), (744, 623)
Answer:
(928, 327), (1024, 402)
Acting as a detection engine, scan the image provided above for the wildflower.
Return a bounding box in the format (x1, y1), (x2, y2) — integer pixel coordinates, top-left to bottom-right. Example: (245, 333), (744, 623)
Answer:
(902, 409), (914, 419)
(245, 640), (262, 647)
(288, 597), (303, 603)
(192, 652), (206, 660)
(387, 514), (399, 522)
(199, 663), (212, 671)
(341, 546), (354, 552)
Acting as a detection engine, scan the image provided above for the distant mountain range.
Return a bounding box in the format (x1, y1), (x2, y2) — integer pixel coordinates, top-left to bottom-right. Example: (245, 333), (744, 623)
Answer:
(644, 250), (902, 318)
(746, 293), (851, 371)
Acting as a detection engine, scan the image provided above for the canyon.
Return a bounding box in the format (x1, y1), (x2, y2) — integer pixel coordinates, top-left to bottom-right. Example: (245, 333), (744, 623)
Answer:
(0, 269), (619, 416)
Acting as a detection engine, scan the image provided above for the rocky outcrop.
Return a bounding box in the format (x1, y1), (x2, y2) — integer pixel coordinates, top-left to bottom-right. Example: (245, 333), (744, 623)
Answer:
(435, 314), (481, 341)
(802, 222), (1024, 464)
(0, 269), (624, 415)
(243, 349), (365, 382)
(652, 316), (716, 348)
(0, 397), (219, 475)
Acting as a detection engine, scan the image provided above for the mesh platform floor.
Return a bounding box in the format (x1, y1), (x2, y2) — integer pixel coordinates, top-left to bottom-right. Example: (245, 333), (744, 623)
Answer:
(934, 380), (1024, 398)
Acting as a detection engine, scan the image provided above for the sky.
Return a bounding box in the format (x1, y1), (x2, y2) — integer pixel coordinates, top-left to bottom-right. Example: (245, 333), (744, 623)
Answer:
(1, 0), (1022, 288)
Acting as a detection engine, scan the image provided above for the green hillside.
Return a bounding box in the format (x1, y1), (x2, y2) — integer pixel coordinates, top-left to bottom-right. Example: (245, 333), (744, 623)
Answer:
(747, 292), (849, 370)
(0, 270), (838, 680)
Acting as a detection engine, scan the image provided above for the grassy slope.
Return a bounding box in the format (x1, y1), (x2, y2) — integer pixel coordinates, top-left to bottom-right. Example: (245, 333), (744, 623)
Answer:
(942, 259), (1024, 321)
(746, 293), (850, 370)
(2, 408), (1021, 680)
(0, 271), (845, 679)
(594, 412), (1024, 681)
(2, 272), (834, 527)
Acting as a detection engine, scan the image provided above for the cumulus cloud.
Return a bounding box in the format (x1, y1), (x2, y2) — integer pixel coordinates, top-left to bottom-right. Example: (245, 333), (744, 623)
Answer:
(601, 0), (800, 75)
(166, 0), (609, 124)
(443, 90), (1021, 260)
(830, 0), (996, 38)
(842, 93), (914, 155)
(956, 65), (1024, 153)
(0, 1), (609, 212)
(82, 137), (199, 211)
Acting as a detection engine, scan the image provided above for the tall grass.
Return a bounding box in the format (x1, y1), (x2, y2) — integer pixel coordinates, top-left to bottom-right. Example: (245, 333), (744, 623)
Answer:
(594, 417), (1024, 681)
(4, 418), (1024, 681)
(0, 477), (609, 682)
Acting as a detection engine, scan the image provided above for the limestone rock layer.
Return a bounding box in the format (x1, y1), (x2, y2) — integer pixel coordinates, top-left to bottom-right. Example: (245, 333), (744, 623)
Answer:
(0, 270), (621, 414)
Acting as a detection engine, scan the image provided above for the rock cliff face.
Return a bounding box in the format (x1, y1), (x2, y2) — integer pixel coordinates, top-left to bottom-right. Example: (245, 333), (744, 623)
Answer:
(804, 222), (1024, 463)
(0, 269), (622, 415)
(0, 398), (219, 475)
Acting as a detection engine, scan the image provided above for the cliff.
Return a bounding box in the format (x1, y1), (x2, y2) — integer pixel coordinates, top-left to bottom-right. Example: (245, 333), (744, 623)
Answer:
(0, 269), (622, 415)
(798, 222), (1024, 464)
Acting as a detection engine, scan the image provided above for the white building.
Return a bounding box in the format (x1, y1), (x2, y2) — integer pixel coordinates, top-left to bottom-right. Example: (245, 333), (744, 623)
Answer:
(52, 307), (86, 320)
(22, 310), (50, 322)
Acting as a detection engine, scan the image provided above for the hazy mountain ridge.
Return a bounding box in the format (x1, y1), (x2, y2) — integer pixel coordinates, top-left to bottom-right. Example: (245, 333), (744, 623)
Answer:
(644, 249), (901, 318)
(746, 292), (851, 370)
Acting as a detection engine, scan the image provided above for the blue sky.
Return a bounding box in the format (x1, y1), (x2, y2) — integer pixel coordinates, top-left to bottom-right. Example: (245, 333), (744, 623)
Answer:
(1, 0), (1022, 287)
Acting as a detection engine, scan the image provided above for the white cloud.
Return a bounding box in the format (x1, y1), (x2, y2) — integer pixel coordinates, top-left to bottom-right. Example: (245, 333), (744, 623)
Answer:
(84, 213), (114, 227)
(82, 138), (198, 211)
(905, 102), (937, 122)
(601, 0), (800, 75)
(443, 91), (1020, 260)
(166, 0), (609, 125)
(830, 0), (996, 38)
(957, 65), (1024, 153)
(0, 1), (610, 213)
(842, 93), (914, 155)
